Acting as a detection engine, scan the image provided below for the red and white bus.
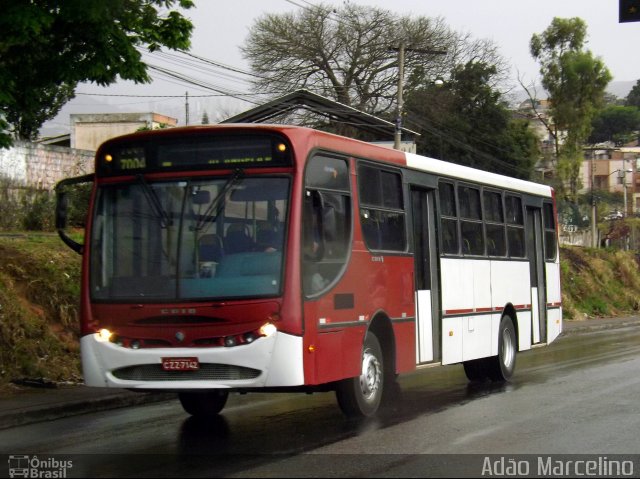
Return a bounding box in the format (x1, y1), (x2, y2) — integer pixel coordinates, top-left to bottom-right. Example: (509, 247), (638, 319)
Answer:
(56, 124), (562, 418)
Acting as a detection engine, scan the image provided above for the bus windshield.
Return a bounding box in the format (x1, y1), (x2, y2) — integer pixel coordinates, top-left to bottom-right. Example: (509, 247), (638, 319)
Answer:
(90, 176), (290, 301)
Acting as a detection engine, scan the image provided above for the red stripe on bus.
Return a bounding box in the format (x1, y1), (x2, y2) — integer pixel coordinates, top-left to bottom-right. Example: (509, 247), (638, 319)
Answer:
(444, 303), (542, 316)
(444, 308), (475, 315)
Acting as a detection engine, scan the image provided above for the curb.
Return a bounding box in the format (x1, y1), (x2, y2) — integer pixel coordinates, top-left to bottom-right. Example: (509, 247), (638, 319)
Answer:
(0, 390), (176, 431)
(560, 316), (640, 335)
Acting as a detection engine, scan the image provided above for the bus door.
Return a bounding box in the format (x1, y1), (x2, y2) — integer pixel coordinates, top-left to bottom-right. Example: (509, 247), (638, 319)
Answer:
(526, 206), (547, 343)
(411, 188), (440, 363)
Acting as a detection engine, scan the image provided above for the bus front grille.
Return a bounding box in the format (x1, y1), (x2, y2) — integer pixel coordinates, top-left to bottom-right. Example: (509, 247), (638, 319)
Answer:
(112, 363), (261, 381)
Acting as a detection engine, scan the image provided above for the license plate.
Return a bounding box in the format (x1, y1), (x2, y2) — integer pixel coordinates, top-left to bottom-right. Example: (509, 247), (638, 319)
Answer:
(161, 357), (199, 371)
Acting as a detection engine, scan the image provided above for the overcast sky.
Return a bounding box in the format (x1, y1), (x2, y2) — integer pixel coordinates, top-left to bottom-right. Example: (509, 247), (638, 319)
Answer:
(45, 0), (640, 136)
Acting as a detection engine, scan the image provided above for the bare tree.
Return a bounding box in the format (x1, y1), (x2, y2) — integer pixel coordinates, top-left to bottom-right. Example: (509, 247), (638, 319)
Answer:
(242, 2), (506, 116)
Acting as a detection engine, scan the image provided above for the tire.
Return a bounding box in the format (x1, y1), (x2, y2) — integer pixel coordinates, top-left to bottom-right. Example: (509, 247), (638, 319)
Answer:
(336, 333), (384, 418)
(179, 390), (229, 417)
(487, 316), (517, 382)
(463, 358), (488, 382)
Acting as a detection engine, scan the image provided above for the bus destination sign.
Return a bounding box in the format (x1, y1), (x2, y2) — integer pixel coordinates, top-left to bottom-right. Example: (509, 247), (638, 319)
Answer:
(98, 134), (292, 176)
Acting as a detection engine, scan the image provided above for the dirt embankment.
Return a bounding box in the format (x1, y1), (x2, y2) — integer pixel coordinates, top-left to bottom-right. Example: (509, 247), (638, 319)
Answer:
(0, 235), (81, 388)
(560, 246), (640, 319)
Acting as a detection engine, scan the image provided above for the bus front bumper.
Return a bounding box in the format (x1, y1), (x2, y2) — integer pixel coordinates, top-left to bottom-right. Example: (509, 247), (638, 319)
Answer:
(80, 331), (304, 390)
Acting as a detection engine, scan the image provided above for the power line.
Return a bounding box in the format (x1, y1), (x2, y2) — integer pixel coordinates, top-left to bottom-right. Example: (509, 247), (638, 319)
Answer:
(76, 92), (226, 98)
(145, 63), (262, 105)
(75, 92), (273, 98)
(404, 111), (535, 177)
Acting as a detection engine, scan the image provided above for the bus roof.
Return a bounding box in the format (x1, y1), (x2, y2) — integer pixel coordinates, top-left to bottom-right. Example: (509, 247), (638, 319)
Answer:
(406, 153), (553, 197)
(97, 124), (552, 198)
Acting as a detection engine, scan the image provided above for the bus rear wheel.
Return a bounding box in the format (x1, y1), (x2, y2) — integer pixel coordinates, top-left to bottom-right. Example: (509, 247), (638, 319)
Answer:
(487, 316), (517, 382)
(179, 390), (229, 417)
(336, 333), (384, 418)
(463, 358), (488, 382)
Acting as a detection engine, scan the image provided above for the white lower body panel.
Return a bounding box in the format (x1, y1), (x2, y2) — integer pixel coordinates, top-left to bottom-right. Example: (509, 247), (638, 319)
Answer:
(415, 290), (434, 363)
(81, 331), (304, 389)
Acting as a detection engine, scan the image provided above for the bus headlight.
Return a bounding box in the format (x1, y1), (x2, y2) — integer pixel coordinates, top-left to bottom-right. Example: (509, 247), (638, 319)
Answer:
(259, 323), (277, 338)
(97, 328), (113, 342)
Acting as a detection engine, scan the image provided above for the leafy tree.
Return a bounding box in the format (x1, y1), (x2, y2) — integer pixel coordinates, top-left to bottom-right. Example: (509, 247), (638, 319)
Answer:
(405, 62), (539, 179)
(589, 105), (640, 144)
(0, 0), (194, 145)
(243, 3), (506, 120)
(625, 79), (640, 108)
(201, 111), (210, 125)
(529, 17), (611, 200)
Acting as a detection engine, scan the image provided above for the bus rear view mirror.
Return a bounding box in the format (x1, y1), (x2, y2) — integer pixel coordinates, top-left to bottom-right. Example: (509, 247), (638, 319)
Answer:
(55, 174), (94, 255)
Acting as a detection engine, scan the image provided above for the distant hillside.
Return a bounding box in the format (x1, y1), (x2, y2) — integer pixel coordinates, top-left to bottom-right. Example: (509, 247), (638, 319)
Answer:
(506, 80), (636, 107)
(606, 80), (636, 99)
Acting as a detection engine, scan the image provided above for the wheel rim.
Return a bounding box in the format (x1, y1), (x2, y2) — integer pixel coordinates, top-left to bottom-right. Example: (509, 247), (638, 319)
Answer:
(359, 348), (382, 402)
(501, 327), (515, 370)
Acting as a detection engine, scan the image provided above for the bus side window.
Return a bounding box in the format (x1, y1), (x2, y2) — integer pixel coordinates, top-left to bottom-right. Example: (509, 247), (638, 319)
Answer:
(458, 184), (484, 256)
(358, 165), (406, 252)
(543, 202), (557, 261)
(506, 195), (525, 258)
(438, 181), (459, 255)
(484, 190), (506, 257)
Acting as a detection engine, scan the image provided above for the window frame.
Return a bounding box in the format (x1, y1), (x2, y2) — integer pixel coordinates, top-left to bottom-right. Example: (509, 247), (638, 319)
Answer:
(457, 183), (485, 257)
(542, 201), (557, 262)
(483, 188), (507, 258)
(302, 153), (354, 298)
(505, 193), (526, 259)
(438, 180), (460, 256)
(357, 162), (408, 254)
(436, 179), (532, 261)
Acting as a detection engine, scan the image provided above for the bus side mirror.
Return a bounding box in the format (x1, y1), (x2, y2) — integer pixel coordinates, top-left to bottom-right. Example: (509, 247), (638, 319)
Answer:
(56, 191), (69, 230)
(55, 174), (94, 255)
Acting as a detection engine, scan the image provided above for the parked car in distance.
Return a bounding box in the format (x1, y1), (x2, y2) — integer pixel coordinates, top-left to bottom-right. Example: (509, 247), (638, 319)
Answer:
(603, 210), (623, 221)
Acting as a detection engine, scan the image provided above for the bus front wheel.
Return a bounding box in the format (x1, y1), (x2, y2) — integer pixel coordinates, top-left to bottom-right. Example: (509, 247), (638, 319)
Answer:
(179, 390), (229, 417)
(487, 316), (517, 382)
(335, 332), (384, 418)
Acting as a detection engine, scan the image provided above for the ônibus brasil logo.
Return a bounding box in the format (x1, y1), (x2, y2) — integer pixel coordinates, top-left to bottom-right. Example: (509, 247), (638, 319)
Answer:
(8, 455), (73, 478)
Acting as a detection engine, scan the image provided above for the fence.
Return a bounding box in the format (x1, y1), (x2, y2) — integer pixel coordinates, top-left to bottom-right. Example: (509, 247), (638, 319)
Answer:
(0, 141), (94, 231)
(0, 140), (94, 190)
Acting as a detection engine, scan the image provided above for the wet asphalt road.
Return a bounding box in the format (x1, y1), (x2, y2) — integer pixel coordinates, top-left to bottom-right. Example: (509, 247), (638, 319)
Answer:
(2, 323), (640, 477)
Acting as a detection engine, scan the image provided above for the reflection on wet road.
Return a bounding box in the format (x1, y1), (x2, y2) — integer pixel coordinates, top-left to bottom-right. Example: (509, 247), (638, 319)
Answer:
(2, 323), (640, 477)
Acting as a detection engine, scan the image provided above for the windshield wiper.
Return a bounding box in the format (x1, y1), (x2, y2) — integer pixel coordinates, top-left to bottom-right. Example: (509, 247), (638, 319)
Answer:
(136, 174), (172, 228)
(194, 168), (244, 231)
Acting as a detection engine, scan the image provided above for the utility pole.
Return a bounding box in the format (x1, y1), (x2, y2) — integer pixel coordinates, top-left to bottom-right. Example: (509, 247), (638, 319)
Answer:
(591, 155), (598, 247)
(622, 167), (633, 217)
(393, 43), (405, 150)
(390, 45), (447, 150)
(185, 91), (190, 126)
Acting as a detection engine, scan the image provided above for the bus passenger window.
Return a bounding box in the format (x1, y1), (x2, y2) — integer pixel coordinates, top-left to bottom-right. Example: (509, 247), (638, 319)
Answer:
(543, 202), (557, 261)
(458, 185), (484, 256)
(358, 165), (406, 252)
(506, 195), (525, 258)
(484, 190), (506, 257)
(441, 218), (459, 254)
(438, 181), (459, 255)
